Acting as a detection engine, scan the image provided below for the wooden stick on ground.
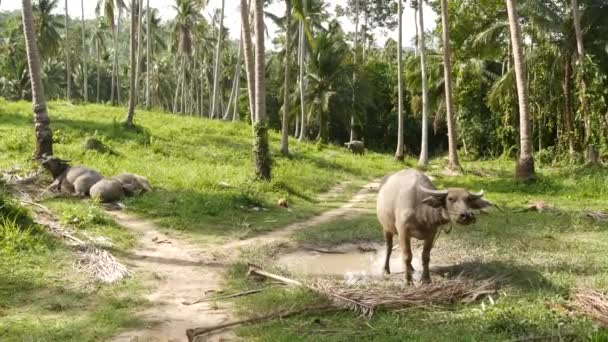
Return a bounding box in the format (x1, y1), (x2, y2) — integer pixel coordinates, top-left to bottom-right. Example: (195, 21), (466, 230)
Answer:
(186, 305), (339, 342)
(182, 288), (266, 306)
(247, 263), (303, 286)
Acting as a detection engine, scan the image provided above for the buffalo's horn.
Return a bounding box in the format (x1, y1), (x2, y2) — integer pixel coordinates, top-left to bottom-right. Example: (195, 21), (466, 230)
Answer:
(419, 186), (448, 197)
(469, 190), (485, 199)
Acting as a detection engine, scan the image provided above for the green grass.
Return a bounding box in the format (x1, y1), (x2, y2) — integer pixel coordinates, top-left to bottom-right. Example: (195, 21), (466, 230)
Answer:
(0, 191), (144, 341)
(0, 99), (406, 244)
(224, 160), (608, 341)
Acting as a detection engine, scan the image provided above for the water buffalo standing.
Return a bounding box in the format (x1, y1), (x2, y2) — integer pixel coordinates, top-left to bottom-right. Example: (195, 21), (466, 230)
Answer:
(376, 169), (492, 284)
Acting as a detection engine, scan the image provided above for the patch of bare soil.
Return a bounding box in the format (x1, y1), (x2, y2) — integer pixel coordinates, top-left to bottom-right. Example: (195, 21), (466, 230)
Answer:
(109, 179), (380, 341)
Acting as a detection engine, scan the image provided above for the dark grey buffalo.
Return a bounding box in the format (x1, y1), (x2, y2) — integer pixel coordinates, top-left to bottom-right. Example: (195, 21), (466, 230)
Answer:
(41, 156), (103, 196)
(376, 169), (492, 284)
(344, 140), (365, 155)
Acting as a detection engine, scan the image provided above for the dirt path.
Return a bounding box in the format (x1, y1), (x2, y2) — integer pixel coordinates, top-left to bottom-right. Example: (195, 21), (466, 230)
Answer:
(109, 179), (380, 342)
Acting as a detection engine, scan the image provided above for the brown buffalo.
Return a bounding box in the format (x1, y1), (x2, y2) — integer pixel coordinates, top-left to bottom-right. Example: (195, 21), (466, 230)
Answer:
(376, 169), (492, 284)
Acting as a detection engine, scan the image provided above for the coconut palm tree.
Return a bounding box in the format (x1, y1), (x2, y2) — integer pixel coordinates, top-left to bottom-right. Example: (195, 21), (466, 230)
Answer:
(505, 0), (535, 179)
(64, 0), (71, 101)
(135, 0), (143, 104)
(96, 0), (126, 105)
(32, 0), (63, 60)
(440, 0), (460, 169)
(240, 0), (256, 121)
(394, 0), (404, 161)
(91, 19), (108, 103)
(125, 0), (137, 126)
(416, 0), (429, 166)
(280, 0), (292, 155)
(145, 0), (150, 108)
(210, 0), (225, 119)
(81, 0), (88, 102)
(22, 0), (53, 157)
(252, 0), (271, 180)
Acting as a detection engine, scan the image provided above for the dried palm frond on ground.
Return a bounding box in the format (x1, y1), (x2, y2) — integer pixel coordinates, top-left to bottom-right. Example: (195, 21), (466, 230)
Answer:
(247, 264), (498, 318)
(584, 211), (608, 223)
(309, 277), (498, 317)
(573, 287), (608, 326)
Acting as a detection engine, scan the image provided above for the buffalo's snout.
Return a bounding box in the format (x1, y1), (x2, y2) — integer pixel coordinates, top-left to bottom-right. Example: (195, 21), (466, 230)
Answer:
(457, 211), (476, 225)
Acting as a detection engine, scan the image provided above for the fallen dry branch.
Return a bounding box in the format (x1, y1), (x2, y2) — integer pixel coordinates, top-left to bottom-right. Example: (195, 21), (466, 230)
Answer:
(573, 287), (608, 326)
(182, 288), (267, 306)
(246, 264), (497, 318)
(186, 305), (339, 342)
(302, 246), (346, 254)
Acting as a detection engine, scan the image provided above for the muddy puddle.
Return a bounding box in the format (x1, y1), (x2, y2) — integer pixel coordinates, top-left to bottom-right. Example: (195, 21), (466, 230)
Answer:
(277, 244), (453, 283)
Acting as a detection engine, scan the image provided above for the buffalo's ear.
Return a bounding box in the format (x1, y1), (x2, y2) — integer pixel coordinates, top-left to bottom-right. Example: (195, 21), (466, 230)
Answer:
(422, 195), (446, 208)
(469, 197), (493, 210)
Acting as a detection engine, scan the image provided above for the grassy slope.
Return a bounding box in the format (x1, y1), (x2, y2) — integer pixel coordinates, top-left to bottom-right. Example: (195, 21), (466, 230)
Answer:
(0, 100), (406, 340)
(0, 100), (404, 244)
(227, 160), (608, 341)
(0, 190), (144, 341)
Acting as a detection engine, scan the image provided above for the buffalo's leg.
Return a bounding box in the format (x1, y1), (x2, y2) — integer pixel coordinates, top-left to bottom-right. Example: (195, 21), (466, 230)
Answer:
(383, 231), (394, 274)
(398, 225), (414, 284)
(421, 238), (433, 284)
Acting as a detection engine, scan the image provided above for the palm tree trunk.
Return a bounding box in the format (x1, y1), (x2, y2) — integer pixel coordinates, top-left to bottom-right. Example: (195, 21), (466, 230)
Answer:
(116, 7), (123, 103)
(440, 0), (460, 169)
(394, 0), (404, 161)
(233, 65), (241, 121)
(124, 0), (137, 126)
(280, 0), (292, 155)
(173, 56), (182, 113)
(96, 40), (101, 103)
(22, 0), (53, 158)
(135, 0), (143, 106)
(224, 39), (242, 120)
(111, 25), (116, 104)
(145, 0), (150, 108)
(506, 0), (535, 179)
(64, 0), (71, 101)
(253, 0), (271, 180)
(298, 21), (307, 141)
(240, 0), (256, 122)
(211, 0), (226, 119)
(81, 0), (87, 102)
(417, 0), (429, 166)
(563, 58), (575, 157)
(350, 0), (359, 142)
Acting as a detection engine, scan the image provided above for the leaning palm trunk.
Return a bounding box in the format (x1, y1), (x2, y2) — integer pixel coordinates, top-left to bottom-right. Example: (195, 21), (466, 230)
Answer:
(417, 0), (429, 166)
(394, 0), (404, 161)
(223, 40), (242, 120)
(240, 0), (256, 122)
(124, 0), (137, 126)
(96, 39), (101, 103)
(116, 8), (123, 103)
(252, 0), (271, 180)
(280, 0), (292, 155)
(22, 0), (53, 158)
(110, 24), (117, 104)
(211, 0), (226, 119)
(440, 0), (460, 169)
(233, 68), (241, 121)
(298, 21), (307, 141)
(505, 0), (535, 179)
(64, 0), (71, 101)
(81, 0), (87, 102)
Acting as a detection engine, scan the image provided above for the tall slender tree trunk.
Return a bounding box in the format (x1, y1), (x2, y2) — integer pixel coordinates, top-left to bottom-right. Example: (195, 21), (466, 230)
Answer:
(224, 39), (242, 120)
(298, 21), (307, 141)
(233, 64), (241, 121)
(506, 0), (535, 179)
(563, 58), (575, 156)
(395, 0), (404, 161)
(64, 0), (71, 101)
(280, 0), (292, 155)
(135, 0), (143, 106)
(240, 0), (256, 122)
(96, 40), (101, 102)
(253, 0), (271, 180)
(124, 0), (137, 126)
(440, 0), (460, 169)
(22, 0), (53, 158)
(173, 56), (182, 113)
(145, 0), (150, 108)
(116, 8), (122, 103)
(417, 0), (430, 166)
(81, 0), (87, 102)
(111, 24), (117, 104)
(211, 0), (225, 119)
(350, 0), (359, 142)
